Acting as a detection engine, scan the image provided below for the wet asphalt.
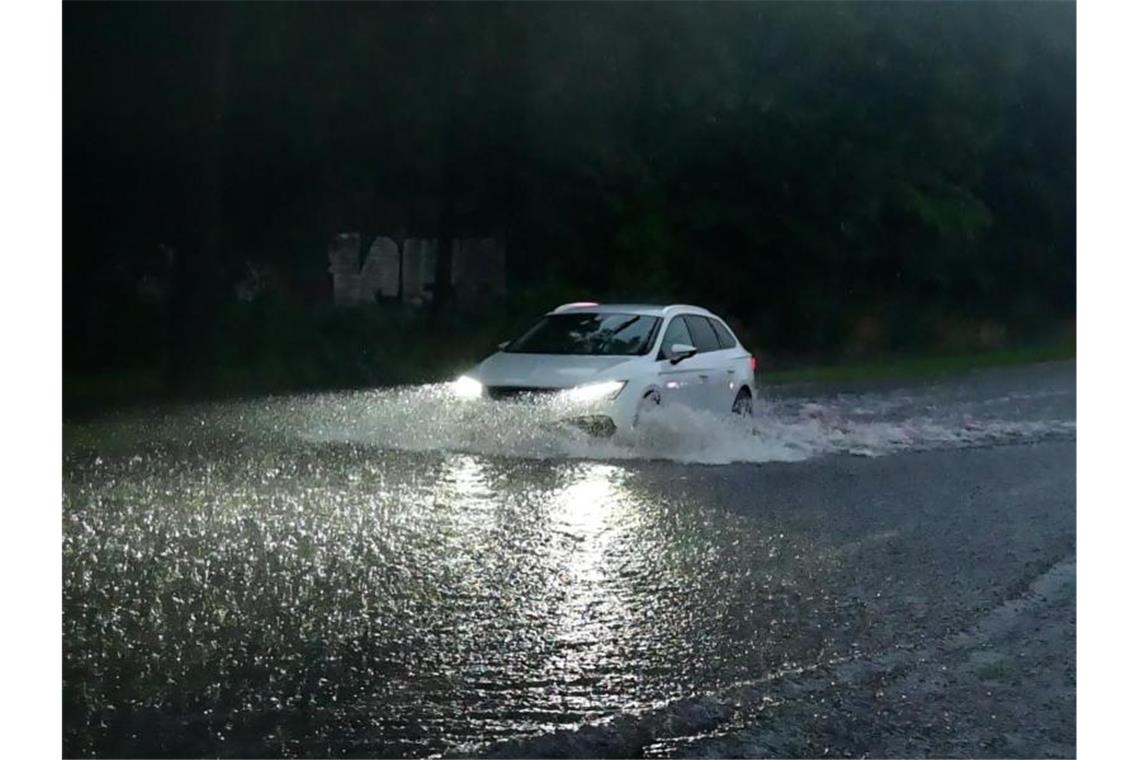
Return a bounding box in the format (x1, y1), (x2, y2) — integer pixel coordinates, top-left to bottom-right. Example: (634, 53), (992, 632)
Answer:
(62, 361), (1075, 758)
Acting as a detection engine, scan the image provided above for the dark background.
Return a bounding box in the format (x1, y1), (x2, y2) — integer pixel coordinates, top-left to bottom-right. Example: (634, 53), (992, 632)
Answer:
(63, 1), (1075, 404)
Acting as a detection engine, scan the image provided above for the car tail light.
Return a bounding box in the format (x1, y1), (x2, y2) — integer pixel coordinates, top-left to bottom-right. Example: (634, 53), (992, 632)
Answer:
(750, 355), (759, 374)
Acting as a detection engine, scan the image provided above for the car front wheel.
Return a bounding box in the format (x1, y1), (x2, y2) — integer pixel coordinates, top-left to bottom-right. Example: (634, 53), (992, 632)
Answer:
(632, 389), (661, 428)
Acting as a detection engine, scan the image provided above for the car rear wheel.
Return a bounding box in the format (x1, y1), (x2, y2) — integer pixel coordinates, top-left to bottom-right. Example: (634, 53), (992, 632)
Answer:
(732, 387), (753, 417)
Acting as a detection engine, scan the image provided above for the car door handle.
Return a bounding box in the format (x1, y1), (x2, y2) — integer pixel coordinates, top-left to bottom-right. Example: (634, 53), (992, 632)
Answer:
(698, 373), (709, 382)
(726, 369), (735, 375)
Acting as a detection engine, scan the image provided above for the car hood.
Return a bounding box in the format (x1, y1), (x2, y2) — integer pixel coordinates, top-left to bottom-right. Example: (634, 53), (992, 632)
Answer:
(472, 353), (636, 389)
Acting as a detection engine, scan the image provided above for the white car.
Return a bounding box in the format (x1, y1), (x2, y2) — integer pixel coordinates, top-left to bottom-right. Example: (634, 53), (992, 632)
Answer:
(451, 303), (759, 435)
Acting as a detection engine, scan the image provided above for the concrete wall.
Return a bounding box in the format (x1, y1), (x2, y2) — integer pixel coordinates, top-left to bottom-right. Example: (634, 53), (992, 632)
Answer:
(328, 234), (504, 306)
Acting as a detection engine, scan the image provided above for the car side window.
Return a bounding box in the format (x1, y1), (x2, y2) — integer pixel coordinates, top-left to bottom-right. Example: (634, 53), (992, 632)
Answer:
(710, 318), (738, 349)
(657, 317), (694, 360)
(683, 315), (721, 353)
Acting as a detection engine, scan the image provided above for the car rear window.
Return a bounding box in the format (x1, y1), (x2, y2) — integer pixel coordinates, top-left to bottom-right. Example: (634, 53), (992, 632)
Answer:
(709, 318), (738, 349)
(683, 315), (721, 352)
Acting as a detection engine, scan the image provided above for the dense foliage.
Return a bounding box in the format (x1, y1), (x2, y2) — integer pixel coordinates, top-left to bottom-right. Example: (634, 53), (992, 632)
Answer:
(64, 2), (1074, 396)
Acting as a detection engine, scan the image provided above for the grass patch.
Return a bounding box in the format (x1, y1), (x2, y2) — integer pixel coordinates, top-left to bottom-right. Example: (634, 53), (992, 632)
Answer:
(763, 339), (1075, 386)
(63, 368), (165, 412)
(64, 320), (1075, 416)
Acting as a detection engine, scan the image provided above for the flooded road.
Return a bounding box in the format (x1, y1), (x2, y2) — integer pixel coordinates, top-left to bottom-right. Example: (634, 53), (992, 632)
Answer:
(62, 361), (1075, 757)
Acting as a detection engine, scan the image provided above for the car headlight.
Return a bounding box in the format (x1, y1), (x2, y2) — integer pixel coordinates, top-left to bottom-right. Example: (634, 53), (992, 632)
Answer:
(451, 375), (484, 399)
(564, 380), (626, 403)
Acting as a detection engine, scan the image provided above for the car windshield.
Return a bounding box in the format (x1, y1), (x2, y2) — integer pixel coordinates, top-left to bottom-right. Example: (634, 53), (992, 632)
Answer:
(505, 313), (661, 356)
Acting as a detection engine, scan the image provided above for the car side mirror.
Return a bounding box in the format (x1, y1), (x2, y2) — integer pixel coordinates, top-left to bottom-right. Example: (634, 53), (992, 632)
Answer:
(667, 343), (698, 364)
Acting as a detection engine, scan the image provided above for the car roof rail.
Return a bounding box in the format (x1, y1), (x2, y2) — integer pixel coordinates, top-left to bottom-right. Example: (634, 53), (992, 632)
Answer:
(551, 301), (600, 313)
(664, 303), (710, 314)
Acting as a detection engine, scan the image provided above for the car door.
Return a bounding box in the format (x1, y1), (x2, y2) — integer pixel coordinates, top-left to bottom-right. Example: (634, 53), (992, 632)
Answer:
(655, 316), (706, 410)
(708, 316), (750, 400)
(681, 315), (730, 411)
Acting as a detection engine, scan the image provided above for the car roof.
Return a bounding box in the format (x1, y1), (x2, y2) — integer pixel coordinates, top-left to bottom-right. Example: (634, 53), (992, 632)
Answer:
(548, 302), (714, 317)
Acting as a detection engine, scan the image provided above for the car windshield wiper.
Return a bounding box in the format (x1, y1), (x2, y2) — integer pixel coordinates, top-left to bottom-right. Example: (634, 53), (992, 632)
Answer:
(608, 316), (641, 336)
(585, 316), (643, 355)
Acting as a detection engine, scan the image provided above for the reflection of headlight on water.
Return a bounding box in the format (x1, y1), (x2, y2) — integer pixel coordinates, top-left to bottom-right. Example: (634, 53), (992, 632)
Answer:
(451, 375), (484, 399)
(563, 380), (626, 403)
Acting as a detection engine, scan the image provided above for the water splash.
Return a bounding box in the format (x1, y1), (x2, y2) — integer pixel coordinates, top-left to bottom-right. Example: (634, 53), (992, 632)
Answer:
(66, 374), (1074, 467)
(294, 382), (1073, 465)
